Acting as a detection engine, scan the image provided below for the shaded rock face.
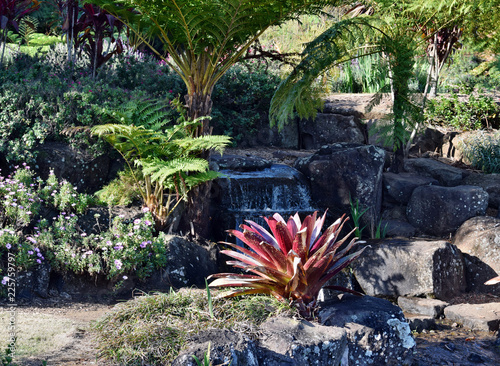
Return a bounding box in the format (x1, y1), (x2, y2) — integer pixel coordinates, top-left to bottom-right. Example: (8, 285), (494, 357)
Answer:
(172, 329), (259, 366)
(462, 173), (500, 210)
(173, 296), (414, 366)
(406, 185), (489, 236)
(320, 294), (415, 366)
(258, 317), (347, 366)
(383, 172), (438, 204)
(211, 154), (272, 172)
(353, 239), (466, 301)
(404, 158), (464, 187)
(295, 143), (385, 230)
(16, 262), (51, 299)
(155, 235), (219, 289)
(35, 142), (119, 193)
(299, 113), (365, 149)
(453, 216), (500, 296)
(397, 296), (448, 319)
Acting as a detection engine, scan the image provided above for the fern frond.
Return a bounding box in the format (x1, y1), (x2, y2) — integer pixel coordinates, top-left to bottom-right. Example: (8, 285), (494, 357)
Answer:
(141, 157), (209, 186)
(270, 16), (383, 130)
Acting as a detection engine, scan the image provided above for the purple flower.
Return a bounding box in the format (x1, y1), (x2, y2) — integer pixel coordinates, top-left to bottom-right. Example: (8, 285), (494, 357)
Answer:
(28, 250), (33, 255)
(142, 207), (149, 213)
(114, 259), (122, 270)
(114, 243), (123, 250)
(1, 276), (9, 285)
(81, 233), (87, 237)
(140, 241), (147, 248)
(134, 219), (141, 225)
(37, 259), (42, 264)
(144, 220), (152, 226)
(6, 243), (11, 249)
(27, 236), (37, 244)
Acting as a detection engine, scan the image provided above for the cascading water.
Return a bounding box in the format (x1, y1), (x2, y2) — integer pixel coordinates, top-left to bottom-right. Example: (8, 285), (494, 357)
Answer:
(212, 164), (317, 242)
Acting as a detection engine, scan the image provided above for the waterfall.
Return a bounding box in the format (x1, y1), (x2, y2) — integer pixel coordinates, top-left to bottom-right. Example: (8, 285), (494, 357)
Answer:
(213, 164), (316, 242)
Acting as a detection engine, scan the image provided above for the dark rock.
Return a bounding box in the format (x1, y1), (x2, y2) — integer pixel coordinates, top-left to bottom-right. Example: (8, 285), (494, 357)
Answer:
(444, 303), (500, 331)
(153, 235), (219, 289)
(258, 317), (347, 366)
(172, 329), (259, 366)
(453, 216), (500, 296)
(397, 296), (448, 318)
(211, 154), (272, 171)
(299, 113), (365, 149)
(467, 352), (485, 363)
(320, 294), (415, 366)
(383, 172), (439, 204)
(353, 239), (466, 301)
(462, 173), (500, 209)
(404, 158), (464, 187)
(404, 315), (437, 333)
(409, 128), (445, 156)
(16, 261), (51, 299)
(383, 219), (417, 238)
(407, 185), (489, 236)
(295, 143), (385, 231)
(35, 142), (114, 193)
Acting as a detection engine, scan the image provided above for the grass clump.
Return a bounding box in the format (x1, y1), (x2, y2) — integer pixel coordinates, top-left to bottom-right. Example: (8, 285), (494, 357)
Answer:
(92, 288), (295, 365)
(456, 130), (500, 173)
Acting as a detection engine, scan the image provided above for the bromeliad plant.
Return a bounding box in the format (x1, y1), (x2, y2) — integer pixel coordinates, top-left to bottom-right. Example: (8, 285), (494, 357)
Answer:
(209, 211), (367, 320)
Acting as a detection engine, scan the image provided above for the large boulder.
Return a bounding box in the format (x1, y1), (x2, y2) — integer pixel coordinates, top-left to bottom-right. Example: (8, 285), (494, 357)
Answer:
(35, 142), (117, 193)
(299, 113), (365, 149)
(295, 143), (385, 230)
(404, 158), (464, 187)
(353, 239), (466, 300)
(320, 294), (415, 366)
(453, 216), (500, 296)
(406, 185), (489, 236)
(462, 173), (500, 210)
(149, 235), (219, 289)
(258, 317), (348, 365)
(383, 172), (439, 204)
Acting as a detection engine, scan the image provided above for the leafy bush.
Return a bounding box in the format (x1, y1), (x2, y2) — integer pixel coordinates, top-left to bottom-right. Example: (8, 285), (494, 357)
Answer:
(209, 211), (367, 319)
(211, 62), (281, 145)
(456, 131), (500, 173)
(425, 93), (499, 131)
(37, 211), (167, 280)
(96, 168), (141, 207)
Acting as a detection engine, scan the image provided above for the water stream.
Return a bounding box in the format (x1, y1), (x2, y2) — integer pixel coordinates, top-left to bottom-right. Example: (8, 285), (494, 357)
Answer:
(213, 164), (317, 242)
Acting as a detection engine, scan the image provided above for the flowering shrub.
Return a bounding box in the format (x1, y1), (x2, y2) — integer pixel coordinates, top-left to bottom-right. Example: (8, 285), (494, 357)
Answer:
(0, 165), (168, 293)
(37, 212), (167, 280)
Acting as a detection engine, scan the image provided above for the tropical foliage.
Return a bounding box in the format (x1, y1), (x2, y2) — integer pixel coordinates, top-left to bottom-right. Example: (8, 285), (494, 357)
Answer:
(89, 98), (231, 230)
(209, 211), (367, 319)
(83, 0), (337, 134)
(0, 0), (40, 66)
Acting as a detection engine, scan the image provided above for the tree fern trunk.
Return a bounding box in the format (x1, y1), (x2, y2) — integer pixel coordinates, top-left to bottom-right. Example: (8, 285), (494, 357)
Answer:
(181, 92), (214, 238)
(185, 92), (213, 137)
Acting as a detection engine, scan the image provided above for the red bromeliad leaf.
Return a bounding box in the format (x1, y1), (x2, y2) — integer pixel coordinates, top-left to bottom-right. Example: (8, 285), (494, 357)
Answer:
(209, 210), (366, 320)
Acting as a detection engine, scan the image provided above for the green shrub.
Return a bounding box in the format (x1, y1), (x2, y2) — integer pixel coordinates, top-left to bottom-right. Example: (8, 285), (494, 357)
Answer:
(96, 168), (141, 207)
(211, 62), (281, 145)
(456, 131), (500, 173)
(37, 212), (167, 280)
(425, 93), (499, 131)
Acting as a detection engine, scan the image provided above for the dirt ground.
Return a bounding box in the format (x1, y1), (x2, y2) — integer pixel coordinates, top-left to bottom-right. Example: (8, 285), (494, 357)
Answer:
(1, 296), (499, 366)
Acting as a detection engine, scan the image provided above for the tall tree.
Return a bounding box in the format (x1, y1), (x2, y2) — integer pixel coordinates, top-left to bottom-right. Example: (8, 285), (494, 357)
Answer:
(83, 0), (338, 136)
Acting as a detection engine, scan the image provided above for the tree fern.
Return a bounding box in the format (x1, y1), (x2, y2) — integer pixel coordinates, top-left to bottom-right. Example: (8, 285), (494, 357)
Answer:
(91, 98), (231, 230)
(84, 0), (338, 134)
